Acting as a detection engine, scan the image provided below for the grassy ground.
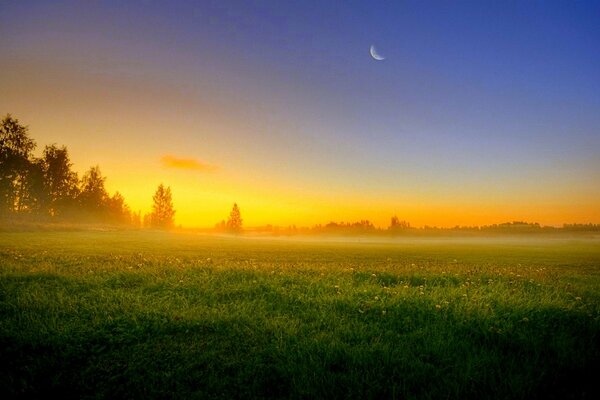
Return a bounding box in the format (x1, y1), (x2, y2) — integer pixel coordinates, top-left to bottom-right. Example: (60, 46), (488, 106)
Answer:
(1, 231), (599, 399)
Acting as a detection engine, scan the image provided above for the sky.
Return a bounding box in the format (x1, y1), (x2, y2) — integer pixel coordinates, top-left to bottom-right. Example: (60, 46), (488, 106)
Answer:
(1, 0), (599, 228)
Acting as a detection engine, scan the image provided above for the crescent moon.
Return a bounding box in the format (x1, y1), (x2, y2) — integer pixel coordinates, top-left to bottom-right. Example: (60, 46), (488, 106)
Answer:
(370, 45), (385, 61)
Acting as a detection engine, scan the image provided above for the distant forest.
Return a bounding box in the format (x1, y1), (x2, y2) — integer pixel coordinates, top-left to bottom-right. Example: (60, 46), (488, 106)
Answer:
(2, 114), (599, 234)
(253, 220), (600, 236)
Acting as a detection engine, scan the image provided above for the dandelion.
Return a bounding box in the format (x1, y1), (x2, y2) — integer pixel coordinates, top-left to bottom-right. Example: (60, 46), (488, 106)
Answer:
(435, 304), (442, 309)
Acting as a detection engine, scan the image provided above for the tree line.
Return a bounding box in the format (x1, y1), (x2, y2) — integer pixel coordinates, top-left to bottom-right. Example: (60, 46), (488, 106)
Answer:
(249, 218), (600, 236)
(0, 114), (163, 228)
(1, 114), (245, 232)
(0, 114), (134, 224)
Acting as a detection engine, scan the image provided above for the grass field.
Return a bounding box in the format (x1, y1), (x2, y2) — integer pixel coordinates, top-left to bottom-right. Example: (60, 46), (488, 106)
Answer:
(1, 231), (599, 399)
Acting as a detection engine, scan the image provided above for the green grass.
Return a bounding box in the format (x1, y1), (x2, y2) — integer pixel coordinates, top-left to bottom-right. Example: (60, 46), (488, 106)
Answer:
(1, 231), (599, 399)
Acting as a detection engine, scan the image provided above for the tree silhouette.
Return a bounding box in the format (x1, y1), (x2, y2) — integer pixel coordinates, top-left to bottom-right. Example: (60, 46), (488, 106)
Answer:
(79, 166), (108, 214)
(150, 183), (175, 229)
(389, 215), (410, 230)
(0, 114), (36, 214)
(107, 191), (132, 224)
(226, 203), (243, 232)
(41, 144), (79, 216)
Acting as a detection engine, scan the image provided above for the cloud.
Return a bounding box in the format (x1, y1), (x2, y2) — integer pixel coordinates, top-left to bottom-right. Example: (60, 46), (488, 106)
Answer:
(160, 155), (218, 172)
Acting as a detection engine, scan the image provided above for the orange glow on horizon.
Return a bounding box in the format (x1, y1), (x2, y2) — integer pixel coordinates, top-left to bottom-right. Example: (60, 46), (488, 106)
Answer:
(99, 163), (600, 229)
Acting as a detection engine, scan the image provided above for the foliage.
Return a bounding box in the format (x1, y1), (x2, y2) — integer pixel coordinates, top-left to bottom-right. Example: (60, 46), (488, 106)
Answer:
(0, 114), (36, 213)
(150, 184), (175, 229)
(79, 166), (109, 213)
(226, 202), (243, 232)
(40, 144), (79, 216)
(0, 115), (136, 226)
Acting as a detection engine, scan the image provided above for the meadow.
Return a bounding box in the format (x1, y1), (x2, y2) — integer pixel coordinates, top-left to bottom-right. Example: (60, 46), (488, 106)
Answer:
(0, 231), (599, 399)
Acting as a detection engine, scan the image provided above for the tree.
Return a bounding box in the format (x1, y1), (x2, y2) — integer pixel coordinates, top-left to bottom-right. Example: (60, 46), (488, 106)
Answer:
(150, 184), (175, 229)
(22, 159), (47, 214)
(226, 203), (243, 232)
(79, 165), (108, 215)
(107, 191), (131, 224)
(389, 215), (410, 231)
(214, 219), (226, 231)
(0, 114), (36, 214)
(41, 144), (79, 216)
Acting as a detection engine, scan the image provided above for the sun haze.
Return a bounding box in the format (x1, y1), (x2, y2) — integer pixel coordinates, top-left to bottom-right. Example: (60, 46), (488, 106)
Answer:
(1, 1), (599, 228)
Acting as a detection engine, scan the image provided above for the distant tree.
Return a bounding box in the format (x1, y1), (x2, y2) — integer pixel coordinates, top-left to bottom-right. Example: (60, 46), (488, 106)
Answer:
(107, 191), (131, 224)
(389, 215), (410, 230)
(214, 219), (226, 231)
(131, 210), (142, 228)
(79, 165), (108, 215)
(0, 114), (36, 214)
(40, 144), (79, 216)
(150, 184), (175, 229)
(226, 203), (243, 232)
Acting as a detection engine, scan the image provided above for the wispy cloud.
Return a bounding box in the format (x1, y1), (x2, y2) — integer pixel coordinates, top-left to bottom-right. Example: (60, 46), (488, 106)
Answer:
(161, 155), (218, 172)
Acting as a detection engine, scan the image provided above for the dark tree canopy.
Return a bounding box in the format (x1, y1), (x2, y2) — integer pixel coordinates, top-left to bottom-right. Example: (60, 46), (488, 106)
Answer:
(79, 165), (108, 213)
(150, 184), (175, 229)
(0, 114), (138, 227)
(107, 191), (131, 224)
(41, 144), (79, 216)
(0, 114), (36, 213)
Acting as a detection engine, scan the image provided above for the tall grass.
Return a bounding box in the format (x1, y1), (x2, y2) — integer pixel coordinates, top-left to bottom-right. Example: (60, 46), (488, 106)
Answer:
(1, 231), (599, 399)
